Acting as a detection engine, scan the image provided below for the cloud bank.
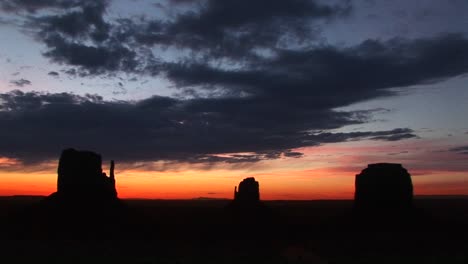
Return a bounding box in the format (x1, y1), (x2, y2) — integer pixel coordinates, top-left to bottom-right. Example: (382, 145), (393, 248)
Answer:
(1, 0), (467, 165)
(0, 90), (416, 164)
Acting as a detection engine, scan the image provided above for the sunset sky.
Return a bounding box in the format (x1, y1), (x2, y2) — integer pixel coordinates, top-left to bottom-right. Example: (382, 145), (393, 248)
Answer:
(0, 0), (467, 199)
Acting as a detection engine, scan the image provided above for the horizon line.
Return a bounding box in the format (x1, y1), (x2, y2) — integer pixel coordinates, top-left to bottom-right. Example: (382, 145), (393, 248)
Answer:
(3, 194), (468, 201)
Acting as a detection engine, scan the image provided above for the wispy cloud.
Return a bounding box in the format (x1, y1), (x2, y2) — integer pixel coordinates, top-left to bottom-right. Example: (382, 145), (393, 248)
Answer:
(10, 78), (31, 87)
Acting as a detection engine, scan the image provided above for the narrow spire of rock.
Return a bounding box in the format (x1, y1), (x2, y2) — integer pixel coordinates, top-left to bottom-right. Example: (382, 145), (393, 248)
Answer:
(110, 160), (115, 180)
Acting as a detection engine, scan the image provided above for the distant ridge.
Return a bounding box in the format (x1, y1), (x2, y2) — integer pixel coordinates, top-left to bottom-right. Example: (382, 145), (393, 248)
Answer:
(10, 195), (46, 198)
(117, 197), (230, 201)
(192, 197), (230, 201)
(415, 195), (468, 199)
(0, 195), (46, 200)
(1, 195), (467, 201)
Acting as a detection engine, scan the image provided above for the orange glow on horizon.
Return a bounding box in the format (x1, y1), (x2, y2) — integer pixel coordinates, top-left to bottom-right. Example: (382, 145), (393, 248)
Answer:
(0, 167), (467, 200)
(0, 141), (467, 199)
(0, 171), (55, 196)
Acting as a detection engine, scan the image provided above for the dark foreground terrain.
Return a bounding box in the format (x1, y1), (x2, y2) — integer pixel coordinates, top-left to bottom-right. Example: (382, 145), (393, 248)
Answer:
(1, 197), (468, 264)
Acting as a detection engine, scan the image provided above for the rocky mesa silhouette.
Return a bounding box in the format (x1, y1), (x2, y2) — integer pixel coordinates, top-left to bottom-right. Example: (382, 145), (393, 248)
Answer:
(7, 148), (131, 238)
(354, 163), (413, 211)
(43, 148), (120, 207)
(234, 177), (260, 203)
(226, 177), (270, 214)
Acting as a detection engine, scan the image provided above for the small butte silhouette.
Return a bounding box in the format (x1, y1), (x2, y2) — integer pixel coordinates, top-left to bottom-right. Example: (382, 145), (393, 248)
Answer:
(224, 177), (275, 244)
(227, 177), (262, 208)
(225, 177), (272, 221)
(234, 177), (260, 203)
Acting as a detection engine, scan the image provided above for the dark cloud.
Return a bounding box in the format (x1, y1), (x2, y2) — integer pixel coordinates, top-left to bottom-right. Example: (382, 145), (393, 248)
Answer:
(283, 151), (304, 158)
(42, 35), (142, 75)
(23, 0), (143, 75)
(23, 0), (468, 89)
(164, 34), (468, 109)
(0, 0), (92, 13)
(24, 0), (349, 75)
(0, 90), (416, 164)
(10, 78), (31, 87)
(387, 151), (409, 156)
(149, 0), (351, 57)
(48, 71), (59, 76)
(9, 0), (152, 76)
(34, 1), (109, 41)
(62, 68), (77, 76)
(450, 146), (468, 155)
(314, 128), (417, 143)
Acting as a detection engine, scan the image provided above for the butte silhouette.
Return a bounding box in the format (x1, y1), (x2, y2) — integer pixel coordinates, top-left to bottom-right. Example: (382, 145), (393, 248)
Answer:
(234, 177), (260, 203)
(224, 177), (277, 244)
(42, 148), (121, 212)
(354, 163), (413, 213)
(226, 177), (270, 217)
(8, 148), (128, 238)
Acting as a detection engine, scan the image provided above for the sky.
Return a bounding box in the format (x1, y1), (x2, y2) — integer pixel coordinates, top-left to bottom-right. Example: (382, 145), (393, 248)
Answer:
(0, 0), (467, 199)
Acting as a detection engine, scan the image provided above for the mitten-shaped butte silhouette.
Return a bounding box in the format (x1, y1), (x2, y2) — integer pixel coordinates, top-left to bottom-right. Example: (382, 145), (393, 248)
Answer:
(52, 148), (118, 203)
(234, 177), (260, 204)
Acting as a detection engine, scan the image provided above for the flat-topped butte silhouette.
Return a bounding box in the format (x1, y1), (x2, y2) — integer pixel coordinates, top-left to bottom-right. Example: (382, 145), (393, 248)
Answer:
(225, 177), (275, 241)
(234, 177), (260, 203)
(227, 177), (269, 213)
(45, 148), (119, 205)
(354, 163), (413, 211)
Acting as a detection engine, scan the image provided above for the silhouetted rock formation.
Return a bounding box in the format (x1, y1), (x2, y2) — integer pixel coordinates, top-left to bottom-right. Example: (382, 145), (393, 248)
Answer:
(234, 177), (260, 203)
(56, 148), (117, 200)
(354, 163), (413, 211)
(227, 177), (266, 213)
(14, 149), (131, 238)
(43, 148), (119, 207)
(225, 177), (275, 241)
